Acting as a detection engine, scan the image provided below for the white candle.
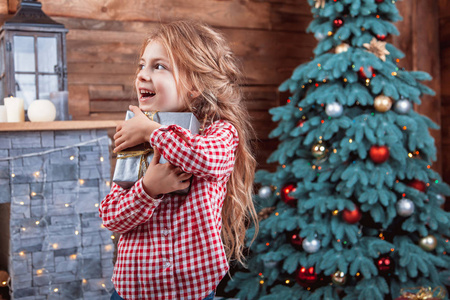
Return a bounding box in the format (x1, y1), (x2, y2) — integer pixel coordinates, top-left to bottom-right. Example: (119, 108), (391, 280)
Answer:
(4, 96), (25, 122)
(0, 105), (6, 122)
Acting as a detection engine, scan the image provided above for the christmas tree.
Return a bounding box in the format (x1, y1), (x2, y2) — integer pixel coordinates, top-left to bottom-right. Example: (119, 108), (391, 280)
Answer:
(226, 0), (450, 299)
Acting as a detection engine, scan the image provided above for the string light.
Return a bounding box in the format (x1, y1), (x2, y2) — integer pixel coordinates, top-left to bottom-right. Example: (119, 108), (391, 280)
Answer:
(53, 288), (59, 292)
(52, 244), (58, 249)
(100, 156), (104, 162)
(75, 230), (79, 235)
(285, 279), (290, 284)
(35, 221), (40, 225)
(31, 192), (36, 197)
(33, 171), (40, 178)
(332, 210), (339, 215)
(19, 251), (25, 256)
(266, 242), (270, 246)
(275, 212), (279, 216)
(79, 179), (85, 185)
(11, 173), (15, 178)
(69, 156), (75, 160)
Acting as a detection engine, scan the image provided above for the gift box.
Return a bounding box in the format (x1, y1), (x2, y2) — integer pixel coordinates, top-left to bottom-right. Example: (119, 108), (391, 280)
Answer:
(394, 286), (446, 300)
(113, 111), (200, 193)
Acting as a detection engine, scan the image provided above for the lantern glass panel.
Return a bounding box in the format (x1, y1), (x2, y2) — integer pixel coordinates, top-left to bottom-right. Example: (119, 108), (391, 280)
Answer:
(15, 73), (35, 109)
(13, 35), (35, 72)
(37, 36), (57, 73)
(38, 74), (58, 99)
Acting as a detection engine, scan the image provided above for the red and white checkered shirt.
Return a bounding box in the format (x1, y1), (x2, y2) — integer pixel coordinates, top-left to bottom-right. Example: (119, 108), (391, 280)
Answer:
(99, 120), (238, 300)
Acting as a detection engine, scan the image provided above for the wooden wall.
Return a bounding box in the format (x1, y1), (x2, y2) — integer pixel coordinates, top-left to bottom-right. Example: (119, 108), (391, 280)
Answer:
(439, 0), (450, 210)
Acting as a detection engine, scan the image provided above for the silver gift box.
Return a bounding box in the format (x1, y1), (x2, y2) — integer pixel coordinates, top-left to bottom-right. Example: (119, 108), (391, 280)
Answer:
(112, 111), (200, 193)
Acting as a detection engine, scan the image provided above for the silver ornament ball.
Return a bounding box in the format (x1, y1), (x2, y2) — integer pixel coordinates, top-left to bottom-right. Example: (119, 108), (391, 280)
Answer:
(314, 32), (326, 41)
(393, 99), (412, 114)
(263, 260), (279, 269)
(302, 238), (321, 253)
(436, 194), (446, 205)
(258, 186), (272, 199)
(325, 102), (344, 117)
(396, 198), (415, 217)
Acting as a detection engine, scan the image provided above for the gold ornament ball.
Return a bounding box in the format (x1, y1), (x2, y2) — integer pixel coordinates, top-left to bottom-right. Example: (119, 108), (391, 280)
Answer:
(374, 95), (393, 112)
(335, 43), (350, 54)
(419, 235), (437, 251)
(331, 270), (347, 285)
(311, 141), (328, 159)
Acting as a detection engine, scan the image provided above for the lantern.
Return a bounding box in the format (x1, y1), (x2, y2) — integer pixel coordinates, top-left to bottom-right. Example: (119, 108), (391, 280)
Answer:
(0, 0), (68, 110)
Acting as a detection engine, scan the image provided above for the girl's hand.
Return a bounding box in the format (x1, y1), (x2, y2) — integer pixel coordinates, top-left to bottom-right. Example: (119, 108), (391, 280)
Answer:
(113, 105), (161, 153)
(142, 148), (193, 198)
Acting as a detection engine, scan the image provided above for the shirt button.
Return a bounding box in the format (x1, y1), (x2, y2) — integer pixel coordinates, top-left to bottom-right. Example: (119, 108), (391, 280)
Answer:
(163, 228), (169, 236)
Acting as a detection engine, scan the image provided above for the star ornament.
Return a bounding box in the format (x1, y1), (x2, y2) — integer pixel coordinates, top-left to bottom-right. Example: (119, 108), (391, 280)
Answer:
(314, 0), (326, 9)
(363, 37), (390, 61)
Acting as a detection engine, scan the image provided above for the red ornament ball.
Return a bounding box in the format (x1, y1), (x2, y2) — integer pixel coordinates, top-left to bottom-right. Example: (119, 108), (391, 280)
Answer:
(376, 34), (388, 41)
(288, 232), (303, 250)
(295, 266), (318, 287)
(333, 17), (344, 28)
(342, 206), (362, 224)
(375, 0), (384, 3)
(407, 179), (427, 193)
(281, 183), (297, 207)
(377, 256), (394, 273)
(358, 66), (375, 80)
(369, 145), (390, 164)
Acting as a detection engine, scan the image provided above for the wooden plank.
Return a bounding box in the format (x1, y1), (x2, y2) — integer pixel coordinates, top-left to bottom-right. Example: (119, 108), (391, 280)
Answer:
(67, 62), (136, 75)
(439, 0), (450, 19)
(0, 1), (8, 15)
(439, 17), (450, 49)
(67, 57), (307, 86)
(11, 0), (272, 30)
(68, 84), (90, 116)
(270, 2), (313, 32)
(442, 47), (450, 96)
(442, 98), (450, 143)
(0, 120), (121, 131)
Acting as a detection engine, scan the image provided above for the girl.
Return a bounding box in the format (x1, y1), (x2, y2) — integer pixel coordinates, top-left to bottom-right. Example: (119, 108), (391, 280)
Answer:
(99, 20), (259, 300)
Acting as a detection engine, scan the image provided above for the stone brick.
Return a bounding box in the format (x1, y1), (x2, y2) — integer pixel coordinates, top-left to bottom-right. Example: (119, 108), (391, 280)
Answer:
(32, 251), (55, 269)
(54, 134), (81, 147)
(42, 234), (81, 251)
(0, 136), (11, 148)
(41, 131), (54, 147)
(46, 164), (78, 182)
(0, 179), (11, 203)
(54, 247), (77, 257)
(11, 132), (42, 148)
(80, 258), (102, 279)
(12, 287), (36, 298)
(33, 273), (51, 286)
(55, 258), (78, 274)
(0, 160), (9, 179)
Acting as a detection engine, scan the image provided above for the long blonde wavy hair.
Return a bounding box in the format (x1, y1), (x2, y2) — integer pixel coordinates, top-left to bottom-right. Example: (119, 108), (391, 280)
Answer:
(138, 20), (259, 267)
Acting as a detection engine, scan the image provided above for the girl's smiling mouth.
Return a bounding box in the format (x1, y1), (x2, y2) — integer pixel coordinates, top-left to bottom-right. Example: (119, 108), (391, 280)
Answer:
(139, 88), (156, 101)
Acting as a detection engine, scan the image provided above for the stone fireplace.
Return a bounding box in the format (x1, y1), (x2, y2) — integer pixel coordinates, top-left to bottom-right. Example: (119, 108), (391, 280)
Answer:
(0, 122), (119, 300)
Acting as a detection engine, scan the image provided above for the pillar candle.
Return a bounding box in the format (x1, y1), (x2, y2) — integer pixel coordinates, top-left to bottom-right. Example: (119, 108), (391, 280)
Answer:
(0, 105), (6, 122)
(4, 97), (25, 122)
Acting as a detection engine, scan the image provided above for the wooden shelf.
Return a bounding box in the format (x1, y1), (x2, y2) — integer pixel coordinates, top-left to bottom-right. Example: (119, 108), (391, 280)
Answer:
(0, 120), (122, 132)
